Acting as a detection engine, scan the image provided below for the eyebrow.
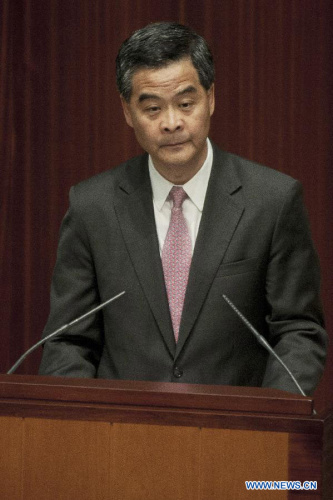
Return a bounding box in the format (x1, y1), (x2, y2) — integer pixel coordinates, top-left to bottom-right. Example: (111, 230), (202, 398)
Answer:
(138, 93), (160, 103)
(138, 85), (198, 103)
(177, 85), (197, 96)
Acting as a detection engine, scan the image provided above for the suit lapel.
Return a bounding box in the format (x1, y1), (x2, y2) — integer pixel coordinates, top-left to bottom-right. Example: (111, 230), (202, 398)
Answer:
(113, 155), (176, 357)
(112, 147), (244, 361)
(175, 146), (244, 359)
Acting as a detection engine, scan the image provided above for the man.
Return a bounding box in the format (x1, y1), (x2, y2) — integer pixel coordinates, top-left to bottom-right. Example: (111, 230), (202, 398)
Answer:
(39, 22), (327, 395)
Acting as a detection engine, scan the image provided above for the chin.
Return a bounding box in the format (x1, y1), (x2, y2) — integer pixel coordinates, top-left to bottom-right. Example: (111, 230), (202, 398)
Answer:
(160, 147), (196, 166)
(162, 156), (193, 169)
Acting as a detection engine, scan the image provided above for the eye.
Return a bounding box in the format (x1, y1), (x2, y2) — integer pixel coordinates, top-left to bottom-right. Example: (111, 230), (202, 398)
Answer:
(180, 101), (194, 110)
(146, 106), (160, 115)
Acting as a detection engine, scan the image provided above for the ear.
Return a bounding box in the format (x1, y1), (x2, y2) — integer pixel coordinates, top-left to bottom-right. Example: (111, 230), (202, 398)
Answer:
(120, 96), (134, 128)
(207, 83), (215, 116)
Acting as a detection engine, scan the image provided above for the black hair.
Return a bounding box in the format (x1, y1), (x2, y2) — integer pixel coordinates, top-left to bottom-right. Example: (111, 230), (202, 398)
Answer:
(116, 22), (215, 101)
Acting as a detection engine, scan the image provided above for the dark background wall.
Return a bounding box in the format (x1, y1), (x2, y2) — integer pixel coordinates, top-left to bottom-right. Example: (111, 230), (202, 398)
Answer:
(1, 0), (332, 411)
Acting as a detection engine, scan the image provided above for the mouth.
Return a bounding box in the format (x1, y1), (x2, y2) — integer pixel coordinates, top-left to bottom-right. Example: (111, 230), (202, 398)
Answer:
(161, 140), (188, 148)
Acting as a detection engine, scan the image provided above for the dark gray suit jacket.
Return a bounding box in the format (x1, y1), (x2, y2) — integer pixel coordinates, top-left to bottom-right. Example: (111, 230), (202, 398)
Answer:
(39, 144), (327, 394)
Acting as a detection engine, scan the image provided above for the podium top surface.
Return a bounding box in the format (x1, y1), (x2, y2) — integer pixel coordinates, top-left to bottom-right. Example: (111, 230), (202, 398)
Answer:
(0, 373), (314, 416)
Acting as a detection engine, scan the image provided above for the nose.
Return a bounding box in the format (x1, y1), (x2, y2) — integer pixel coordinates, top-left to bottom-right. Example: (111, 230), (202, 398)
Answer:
(160, 108), (183, 133)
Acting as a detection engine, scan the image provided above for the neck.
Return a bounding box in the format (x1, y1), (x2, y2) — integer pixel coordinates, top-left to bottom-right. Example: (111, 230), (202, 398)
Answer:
(153, 144), (208, 185)
(158, 163), (202, 185)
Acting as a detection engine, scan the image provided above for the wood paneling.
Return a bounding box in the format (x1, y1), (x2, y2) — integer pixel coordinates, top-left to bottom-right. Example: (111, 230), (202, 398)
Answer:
(200, 428), (288, 499)
(289, 432), (322, 499)
(111, 423), (200, 500)
(23, 418), (110, 500)
(0, 376), (332, 499)
(0, 417), (23, 500)
(0, 419), (291, 500)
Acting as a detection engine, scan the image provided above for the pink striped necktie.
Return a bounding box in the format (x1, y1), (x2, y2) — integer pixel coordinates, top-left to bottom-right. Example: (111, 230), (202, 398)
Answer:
(162, 186), (192, 341)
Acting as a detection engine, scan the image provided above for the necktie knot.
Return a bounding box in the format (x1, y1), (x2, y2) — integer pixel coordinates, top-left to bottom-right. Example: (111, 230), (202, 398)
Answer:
(169, 186), (187, 209)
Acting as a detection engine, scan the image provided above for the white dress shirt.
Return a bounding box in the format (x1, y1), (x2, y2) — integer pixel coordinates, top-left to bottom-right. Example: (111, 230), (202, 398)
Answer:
(148, 139), (213, 254)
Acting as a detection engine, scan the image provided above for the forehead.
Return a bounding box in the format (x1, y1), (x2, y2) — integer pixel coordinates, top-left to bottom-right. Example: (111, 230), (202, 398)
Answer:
(130, 58), (202, 100)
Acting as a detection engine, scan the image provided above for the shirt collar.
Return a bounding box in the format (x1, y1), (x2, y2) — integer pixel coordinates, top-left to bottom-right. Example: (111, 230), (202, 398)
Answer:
(148, 138), (213, 211)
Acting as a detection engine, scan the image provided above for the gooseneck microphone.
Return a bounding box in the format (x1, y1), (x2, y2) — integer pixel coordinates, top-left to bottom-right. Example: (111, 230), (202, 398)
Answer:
(7, 291), (126, 375)
(222, 294), (307, 397)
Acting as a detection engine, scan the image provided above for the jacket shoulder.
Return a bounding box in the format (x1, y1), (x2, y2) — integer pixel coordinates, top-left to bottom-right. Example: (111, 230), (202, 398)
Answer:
(69, 153), (148, 206)
(213, 144), (299, 199)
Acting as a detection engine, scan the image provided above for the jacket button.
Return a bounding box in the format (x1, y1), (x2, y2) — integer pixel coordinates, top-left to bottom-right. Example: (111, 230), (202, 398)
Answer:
(173, 366), (183, 378)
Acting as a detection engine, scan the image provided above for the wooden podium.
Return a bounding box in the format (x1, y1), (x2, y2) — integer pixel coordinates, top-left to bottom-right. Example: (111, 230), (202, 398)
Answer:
(0, 374), (331, 499)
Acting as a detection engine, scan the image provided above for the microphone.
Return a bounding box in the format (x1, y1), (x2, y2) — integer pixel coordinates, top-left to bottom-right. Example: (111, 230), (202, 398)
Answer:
(222, 294), (307, 397)
(7, 290), (126, 375)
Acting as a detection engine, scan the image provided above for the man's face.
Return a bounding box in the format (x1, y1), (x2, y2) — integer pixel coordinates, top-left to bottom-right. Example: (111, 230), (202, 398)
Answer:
(121, 58), (215, 183)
